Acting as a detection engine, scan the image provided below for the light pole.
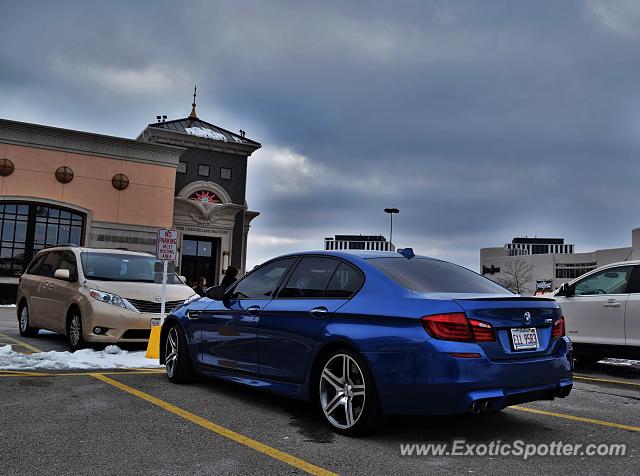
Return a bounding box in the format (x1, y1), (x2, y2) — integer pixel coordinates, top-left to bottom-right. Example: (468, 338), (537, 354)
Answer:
(384, 208), (399, 251)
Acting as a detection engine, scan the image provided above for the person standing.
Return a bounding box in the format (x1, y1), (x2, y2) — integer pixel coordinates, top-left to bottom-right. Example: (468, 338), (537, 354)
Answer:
(220, 266), (238, 289)
(193, 276), (207, 297)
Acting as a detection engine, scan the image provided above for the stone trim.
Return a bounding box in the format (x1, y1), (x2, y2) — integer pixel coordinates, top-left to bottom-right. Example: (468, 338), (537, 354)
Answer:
(0, 118), (184, 167)
(138, 127), (259, 157)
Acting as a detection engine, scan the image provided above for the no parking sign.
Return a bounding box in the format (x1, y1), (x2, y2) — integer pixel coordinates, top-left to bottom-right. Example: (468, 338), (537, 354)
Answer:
(156, 228), (178, 261)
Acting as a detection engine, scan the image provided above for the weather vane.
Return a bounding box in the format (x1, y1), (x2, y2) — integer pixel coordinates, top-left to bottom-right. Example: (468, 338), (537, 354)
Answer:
(189, 85), (197, 119)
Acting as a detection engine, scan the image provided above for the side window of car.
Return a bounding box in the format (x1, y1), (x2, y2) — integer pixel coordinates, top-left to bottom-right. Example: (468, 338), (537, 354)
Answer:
(230, 258), (296, 299)
(324, 263), (364, 298)
(26, 253), (46, 275)
(57, 251), (78, 281)
(574, 266), (634, 296)
(278, 257), (340, 298)
(38, 251), (62, 278)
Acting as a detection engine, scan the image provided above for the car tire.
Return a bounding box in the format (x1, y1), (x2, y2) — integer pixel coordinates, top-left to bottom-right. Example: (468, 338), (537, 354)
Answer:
(17, 303), (39, 338)
(316, 347), (382, 436)
(66, 310), (86, 352)
(165, 324), (194, 384)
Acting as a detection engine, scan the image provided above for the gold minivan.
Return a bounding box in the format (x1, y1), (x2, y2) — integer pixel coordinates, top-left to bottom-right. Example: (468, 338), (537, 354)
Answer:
(16, 246), (198, 350)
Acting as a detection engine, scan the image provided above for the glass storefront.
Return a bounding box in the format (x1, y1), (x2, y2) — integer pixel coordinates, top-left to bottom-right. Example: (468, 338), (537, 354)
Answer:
(0, 202), (85, 277)
(180, 236), (218, 287)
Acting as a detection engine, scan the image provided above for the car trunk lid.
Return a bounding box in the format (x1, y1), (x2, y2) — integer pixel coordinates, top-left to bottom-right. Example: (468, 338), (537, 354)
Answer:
(452, 296), (562, 360)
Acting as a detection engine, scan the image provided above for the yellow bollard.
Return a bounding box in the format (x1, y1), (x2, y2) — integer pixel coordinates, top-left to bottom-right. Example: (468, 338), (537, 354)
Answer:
(146, 324), (161, 359)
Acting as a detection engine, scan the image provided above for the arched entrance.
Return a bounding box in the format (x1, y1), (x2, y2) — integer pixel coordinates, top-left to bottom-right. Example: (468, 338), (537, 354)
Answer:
(173, 181), (244, 286)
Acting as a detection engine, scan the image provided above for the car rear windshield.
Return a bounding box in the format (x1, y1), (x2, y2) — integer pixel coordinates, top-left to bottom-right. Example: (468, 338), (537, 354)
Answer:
(80, 253), (183, 284)
(369, 257), (511, 294)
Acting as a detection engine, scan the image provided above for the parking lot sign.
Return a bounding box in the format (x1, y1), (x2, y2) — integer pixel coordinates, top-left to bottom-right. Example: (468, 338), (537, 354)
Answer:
(157, 228), (178, 261)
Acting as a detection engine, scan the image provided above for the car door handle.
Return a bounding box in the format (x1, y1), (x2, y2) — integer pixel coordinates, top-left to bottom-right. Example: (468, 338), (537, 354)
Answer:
(187, 311), (202, 320)
(604, 303), (621, 308)
(309, 306), (329, 318)
(246, 305), (261, 316)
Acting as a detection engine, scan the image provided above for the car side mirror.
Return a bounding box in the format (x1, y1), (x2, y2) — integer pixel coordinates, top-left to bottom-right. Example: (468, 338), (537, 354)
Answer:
(53, 269), (70, 281)
(557, 283), (574, 297)
(178, 275), (187, 284)
(206, 285), (226, 300)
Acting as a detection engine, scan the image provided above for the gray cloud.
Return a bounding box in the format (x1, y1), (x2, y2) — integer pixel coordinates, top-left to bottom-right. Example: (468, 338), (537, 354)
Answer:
(1, 0), (639, 269)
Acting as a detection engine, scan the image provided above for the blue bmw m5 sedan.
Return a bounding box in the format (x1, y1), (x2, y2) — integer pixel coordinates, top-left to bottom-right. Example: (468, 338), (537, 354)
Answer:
(159, 250), (573, 435)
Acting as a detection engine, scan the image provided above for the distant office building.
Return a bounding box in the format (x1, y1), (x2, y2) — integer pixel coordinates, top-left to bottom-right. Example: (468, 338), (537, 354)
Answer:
(505, 237), (574, 256)
(324, 235), (395, 252)
(480, 230), (640, 294)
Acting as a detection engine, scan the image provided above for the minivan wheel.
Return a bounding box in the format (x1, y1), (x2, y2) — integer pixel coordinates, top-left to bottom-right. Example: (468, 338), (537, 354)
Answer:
(317, 348), (381, 436)
(67, 311), (86, 351)
(165, 324), (194, 384)
(18, 304), (39, 338)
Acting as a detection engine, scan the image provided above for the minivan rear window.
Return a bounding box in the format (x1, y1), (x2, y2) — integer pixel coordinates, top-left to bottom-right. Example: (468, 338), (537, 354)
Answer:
(369, 257), (511, 294)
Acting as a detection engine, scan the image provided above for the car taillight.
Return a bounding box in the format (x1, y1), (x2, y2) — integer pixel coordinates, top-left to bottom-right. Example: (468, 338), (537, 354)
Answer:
(421, 313), (495, 342)
(552, 316), (565, 338)
(469, 319), (495, 342)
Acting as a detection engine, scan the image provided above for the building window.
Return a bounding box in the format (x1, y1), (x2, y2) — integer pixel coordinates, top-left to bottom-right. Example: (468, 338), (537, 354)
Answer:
(555, 262), (598, 279)
(220, 167), (232, 180)
(0, 202), (85, 277)
(111, 173), (130, 191)
(198, 164), (210, 177)
(55, 166), (74, 184)
(0, 158), (15, 177)
(177, 161), (187, 174)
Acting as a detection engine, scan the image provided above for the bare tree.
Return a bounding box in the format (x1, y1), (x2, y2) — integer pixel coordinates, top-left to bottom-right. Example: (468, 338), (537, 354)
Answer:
(494, 259), (534, 295)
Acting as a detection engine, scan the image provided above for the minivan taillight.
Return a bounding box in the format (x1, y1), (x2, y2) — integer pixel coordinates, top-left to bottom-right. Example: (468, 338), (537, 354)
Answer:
(421, 313), (495, 342)
(552, 316), (565, 338)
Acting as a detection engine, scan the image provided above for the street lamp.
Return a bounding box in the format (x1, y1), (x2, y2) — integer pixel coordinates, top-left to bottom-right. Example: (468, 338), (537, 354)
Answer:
(384, 208), (399, 251)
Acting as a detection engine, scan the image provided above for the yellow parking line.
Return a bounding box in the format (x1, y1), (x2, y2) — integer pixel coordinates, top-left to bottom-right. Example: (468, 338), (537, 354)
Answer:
(511, 405), (640, 432)
(574, 374), (640, 388)
(91, 373), (338, 476)
(0, 332), (42, 353)
(0, 370), (165, 378)
(0, 370), (50, 376)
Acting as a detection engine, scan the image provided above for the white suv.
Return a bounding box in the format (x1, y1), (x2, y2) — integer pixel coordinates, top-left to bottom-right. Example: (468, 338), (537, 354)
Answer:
(554, 260), (640, 363)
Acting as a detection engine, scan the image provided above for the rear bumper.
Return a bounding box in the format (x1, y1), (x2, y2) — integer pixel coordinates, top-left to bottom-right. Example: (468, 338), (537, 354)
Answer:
(365, 336), (573, 415)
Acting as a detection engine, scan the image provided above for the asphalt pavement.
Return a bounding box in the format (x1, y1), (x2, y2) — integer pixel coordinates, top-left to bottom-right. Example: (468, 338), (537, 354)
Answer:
(0, 308), (638, 475)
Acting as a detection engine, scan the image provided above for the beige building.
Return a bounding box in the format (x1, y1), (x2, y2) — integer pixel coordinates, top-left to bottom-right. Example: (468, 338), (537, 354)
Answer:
(480, 229), (640, 294)
(0, 104), (261, 302)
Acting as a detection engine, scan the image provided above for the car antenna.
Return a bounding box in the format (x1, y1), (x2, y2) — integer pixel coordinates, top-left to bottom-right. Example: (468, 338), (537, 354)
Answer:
(398, 248), (415, 259)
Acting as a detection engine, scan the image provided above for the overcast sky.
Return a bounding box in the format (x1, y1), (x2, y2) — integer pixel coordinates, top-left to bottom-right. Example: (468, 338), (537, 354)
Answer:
(2, 0), (640, 270)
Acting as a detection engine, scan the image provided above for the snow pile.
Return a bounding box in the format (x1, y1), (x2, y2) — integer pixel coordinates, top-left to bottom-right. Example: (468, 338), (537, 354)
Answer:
(0, 345), (162, 370)
(185, 126), (227, 142)
(601, 358), (640, 367)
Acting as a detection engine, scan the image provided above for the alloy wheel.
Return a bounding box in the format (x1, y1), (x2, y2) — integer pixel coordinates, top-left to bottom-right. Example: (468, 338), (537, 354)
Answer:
(165, 327), (178, 378)
(319, 353), (366, 429)
(69, 315), (81, 347)
(19, 307), (28, 332)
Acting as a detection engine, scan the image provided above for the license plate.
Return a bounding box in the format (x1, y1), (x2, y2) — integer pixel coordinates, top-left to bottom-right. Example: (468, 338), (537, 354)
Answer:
(150, 318), (161, 328)
(510, 327), (539, 351)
